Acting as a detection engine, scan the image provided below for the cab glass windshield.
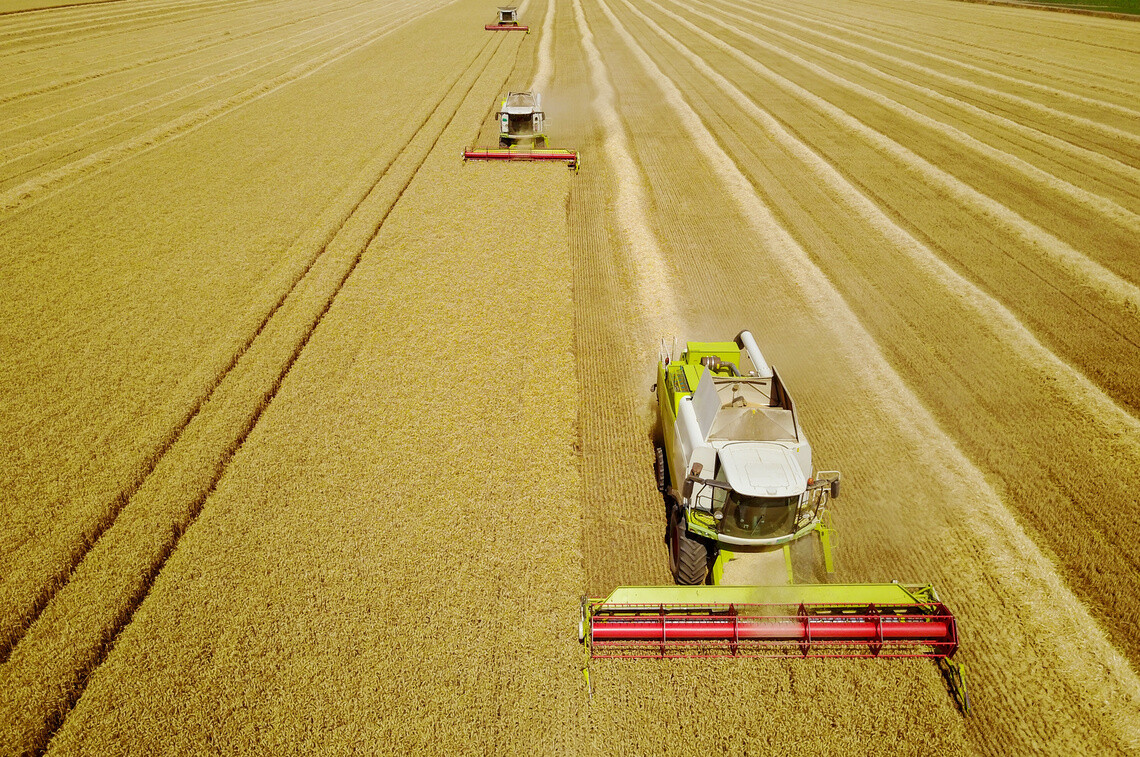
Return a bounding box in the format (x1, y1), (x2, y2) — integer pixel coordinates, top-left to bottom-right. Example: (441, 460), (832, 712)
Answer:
(720, 492), (798, 539)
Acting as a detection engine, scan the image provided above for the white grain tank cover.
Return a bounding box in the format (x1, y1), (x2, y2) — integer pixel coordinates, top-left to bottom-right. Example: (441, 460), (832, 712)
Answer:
(718, 443), (807, 498)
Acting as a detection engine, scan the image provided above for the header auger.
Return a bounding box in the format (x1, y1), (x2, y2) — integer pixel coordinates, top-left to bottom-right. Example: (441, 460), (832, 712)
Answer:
(579, 330), (969, 714)
(463, 92), (579, 170)
(580, 583), (969, 712)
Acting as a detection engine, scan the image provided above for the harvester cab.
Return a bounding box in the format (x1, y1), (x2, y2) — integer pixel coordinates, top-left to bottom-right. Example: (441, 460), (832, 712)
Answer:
(486, 6), (528, 30)
(498, 91), (546, 148)
(463, 91), (579, 170)
(575, 329), (970, 715)
(655, 330), (838, 586)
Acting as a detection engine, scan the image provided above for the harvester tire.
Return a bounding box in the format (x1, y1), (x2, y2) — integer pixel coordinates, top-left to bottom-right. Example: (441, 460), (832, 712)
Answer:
(654, 446), (666, 492)
(668, 508), (709, 585)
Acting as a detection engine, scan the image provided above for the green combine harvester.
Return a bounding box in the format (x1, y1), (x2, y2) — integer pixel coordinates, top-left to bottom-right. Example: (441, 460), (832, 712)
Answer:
(580, 331), (969, 713)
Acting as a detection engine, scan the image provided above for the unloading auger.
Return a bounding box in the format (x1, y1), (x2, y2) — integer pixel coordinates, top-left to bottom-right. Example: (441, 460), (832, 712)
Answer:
(578, 331), (969, 714)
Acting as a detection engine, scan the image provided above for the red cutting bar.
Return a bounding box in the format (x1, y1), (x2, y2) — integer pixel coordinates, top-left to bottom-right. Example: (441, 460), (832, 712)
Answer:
(463, 148), (578, 169)
(485, 24), (529, 30)
(592, 617), (952, 643)
(589, 604), (959, 659)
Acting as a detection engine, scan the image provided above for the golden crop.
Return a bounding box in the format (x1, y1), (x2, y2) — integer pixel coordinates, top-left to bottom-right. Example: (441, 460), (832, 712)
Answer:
(1, 0), (1137, 753)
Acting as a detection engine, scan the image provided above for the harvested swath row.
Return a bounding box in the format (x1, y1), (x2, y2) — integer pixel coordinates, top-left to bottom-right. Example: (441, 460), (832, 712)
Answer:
(801, 5), (1138, 110)
(612, 0), (1140, 665)
(0, 0), (267, 52)
(529, 0), (554, 92)
(624, 0), (1140, 456)
(584, 0), (1140, 751)
(0, 0), (225, 36)
(788, 0), (1140, 88)
(725, 0), (1140, 142)
(0, 0), (452, 212)
(0, 0), (223, 26)
(0, 0), (478, 663)
(627, 0), (1140, 414)
(0, 14), (516, 757)
(0, 0), (377, 121)
(570, 0), (969, 751)
(567, 0), (680, 594)
(0, 0), (345, 106)
(648, 0), (1140, 262)
(630, 0), (1140, 427)
(36, 38), (583, 757)
(748, 18), (1140, 168)
(0, 0), (416, 179)
(571, 0), (678, 331)
(873, 0), (1140, 58)
(697, 0), (1140, 198)
(0, 0), (415, 174)
(840, 0), (1136, 52)
(790, 28), (1139, 120)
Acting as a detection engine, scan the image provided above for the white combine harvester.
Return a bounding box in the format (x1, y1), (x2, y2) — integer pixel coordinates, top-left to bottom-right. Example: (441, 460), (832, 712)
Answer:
(485, 6), (528, 30)
(463, 91), (578, 170)
(654, 330), (839, 585)
(497, 91), (548, 148)
(578, 330), (970, 714)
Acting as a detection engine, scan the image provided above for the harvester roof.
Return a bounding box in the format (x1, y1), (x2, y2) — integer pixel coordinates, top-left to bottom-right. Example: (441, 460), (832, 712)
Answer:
(502, 92), (538, 114)
(718, 442), (806, 497)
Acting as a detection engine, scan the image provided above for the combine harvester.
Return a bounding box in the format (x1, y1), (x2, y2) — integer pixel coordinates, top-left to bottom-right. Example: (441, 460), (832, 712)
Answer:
(485, 6), (528, 31)
(579, 331), (969, 712)
(463, 92), (578, 170)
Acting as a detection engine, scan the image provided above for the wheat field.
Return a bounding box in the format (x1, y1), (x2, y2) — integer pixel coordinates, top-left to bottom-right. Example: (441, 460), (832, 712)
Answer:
(0, 0), (1137, 753)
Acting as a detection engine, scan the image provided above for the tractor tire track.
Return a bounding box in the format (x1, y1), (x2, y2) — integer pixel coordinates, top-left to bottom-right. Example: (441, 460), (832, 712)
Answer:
(0, 0), (467, 664)
(0, 0), (268, 53)
(0, 0), (445, 216)
(0, 21), (507, 757)
(0, 0), (411, 176)
(0, 0), (367, 112)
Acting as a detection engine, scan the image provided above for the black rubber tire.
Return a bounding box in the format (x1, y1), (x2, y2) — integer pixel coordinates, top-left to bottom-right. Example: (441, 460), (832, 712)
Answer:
(654, 446), (666, 493)
(668, 507), (709, 585)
